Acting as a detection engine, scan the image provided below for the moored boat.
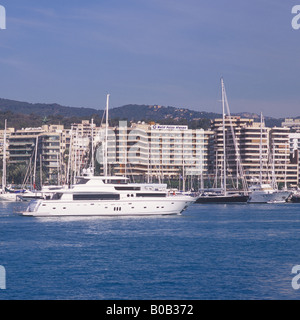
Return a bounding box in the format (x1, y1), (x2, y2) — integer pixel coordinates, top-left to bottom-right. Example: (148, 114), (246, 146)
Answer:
(16, 185), (67, 202)
(247, 183), (291, 203)
(290, 193), (300, 203)
(22, 176), (196, 217)
(196, 79), (249, 204)
(196, 192), (248, 203)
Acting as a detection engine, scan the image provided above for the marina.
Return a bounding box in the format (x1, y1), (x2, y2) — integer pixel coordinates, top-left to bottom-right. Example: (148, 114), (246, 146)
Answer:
(1, 0), (300, 303)
(1, 87), (298, 212)
(1, 201), (300, 300)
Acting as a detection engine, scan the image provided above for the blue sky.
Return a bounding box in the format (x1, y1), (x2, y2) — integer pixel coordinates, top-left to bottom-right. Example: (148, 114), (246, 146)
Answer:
(0, 0), (299, 117)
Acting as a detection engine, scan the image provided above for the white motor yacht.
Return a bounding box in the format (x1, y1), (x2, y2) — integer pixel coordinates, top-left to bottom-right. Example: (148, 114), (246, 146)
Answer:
(247, 183), (291, 203)
(22, 176), (196, 217)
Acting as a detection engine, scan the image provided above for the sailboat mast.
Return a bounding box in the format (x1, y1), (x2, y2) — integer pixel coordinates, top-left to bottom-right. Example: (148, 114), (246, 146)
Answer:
(2, 119), (7, 193)
(91, 118), (94, 174)
(259, 112), (263, 184)
(73, 128), (78, 185)
(104, 94), (110, 178)
(40, 154), (43, 188)
(33, 136), (38, 189)
(67, 126), (73, 186)
(221, 78), (227, 196)
(284, 142), (288, 190)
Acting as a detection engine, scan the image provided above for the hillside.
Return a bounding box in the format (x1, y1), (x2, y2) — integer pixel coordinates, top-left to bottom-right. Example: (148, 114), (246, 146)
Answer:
(108, 104), (222, 121)
(0, 98), (221, 121)
(0, 98), (285, 129)
(0, 98), (97, 117)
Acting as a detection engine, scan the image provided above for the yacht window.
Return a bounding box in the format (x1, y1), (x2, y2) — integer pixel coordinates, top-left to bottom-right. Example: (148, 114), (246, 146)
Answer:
(136, 193), (166, 198)
(73, 193), (120, 201)
(114, 186), (141, 191)
(75, 178), (89, 185)
(104, 179), (128, 185)
(52, 193), (63, 200)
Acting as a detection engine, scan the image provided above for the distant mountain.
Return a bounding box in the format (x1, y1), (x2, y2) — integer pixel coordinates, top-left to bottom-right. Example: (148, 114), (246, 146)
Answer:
(109, 104), (222, 122)
(232, 112), (284, 128)
(0, 98), (285, 129)
(0, 98), (221, 121)
(0, 98), (97, 117)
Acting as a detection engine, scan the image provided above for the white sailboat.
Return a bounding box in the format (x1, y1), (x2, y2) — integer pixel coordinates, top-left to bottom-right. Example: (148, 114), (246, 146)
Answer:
(0, 119), (20, 202)
(196, 78), (248, 203)
(248, 113), (291, 203)
(22, 94), (196, 216)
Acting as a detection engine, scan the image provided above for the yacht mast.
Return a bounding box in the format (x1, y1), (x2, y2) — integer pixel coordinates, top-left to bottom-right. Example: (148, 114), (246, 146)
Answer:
(40, 154), (43, 188)
(104, 94), (110, 178)
(284, 142), (288, 190)
(67, 126), (73, 186)
(2, 119), (7, 193)
(33, 136), (38, 189)
(259, 112), (263, 184)
(221, 78), (227, 196)
(223, 80), (248, 194)
(91, 118), (94, 174)
(73, 128), (78, 184)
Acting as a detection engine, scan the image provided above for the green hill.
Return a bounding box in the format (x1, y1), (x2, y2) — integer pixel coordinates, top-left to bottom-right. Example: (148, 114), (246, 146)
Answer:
(0, 98), (284, 130)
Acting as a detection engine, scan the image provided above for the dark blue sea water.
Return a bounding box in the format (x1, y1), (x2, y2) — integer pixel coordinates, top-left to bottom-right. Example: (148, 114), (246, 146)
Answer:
(1, 201), (300, 300)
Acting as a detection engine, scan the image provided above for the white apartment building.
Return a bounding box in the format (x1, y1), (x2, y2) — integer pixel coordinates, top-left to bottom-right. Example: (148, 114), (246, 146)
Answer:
(210, 116), (253, 187)
(1, 118), (300, 189)
(211, 117), (299, 188)
(95, 122), (213, 184)
(282, 118), (300, 132)
(148, 124), (211, 179)
(270, 127), (298, 187)
(289, 132), (300, 185)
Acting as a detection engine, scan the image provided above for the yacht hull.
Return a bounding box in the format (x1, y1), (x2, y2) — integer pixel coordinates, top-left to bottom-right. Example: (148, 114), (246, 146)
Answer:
(195, 194), (248, 204)
(0, 193), (18, 202)
(21, 197), (195, 217)
(291, 195), (300, 203)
